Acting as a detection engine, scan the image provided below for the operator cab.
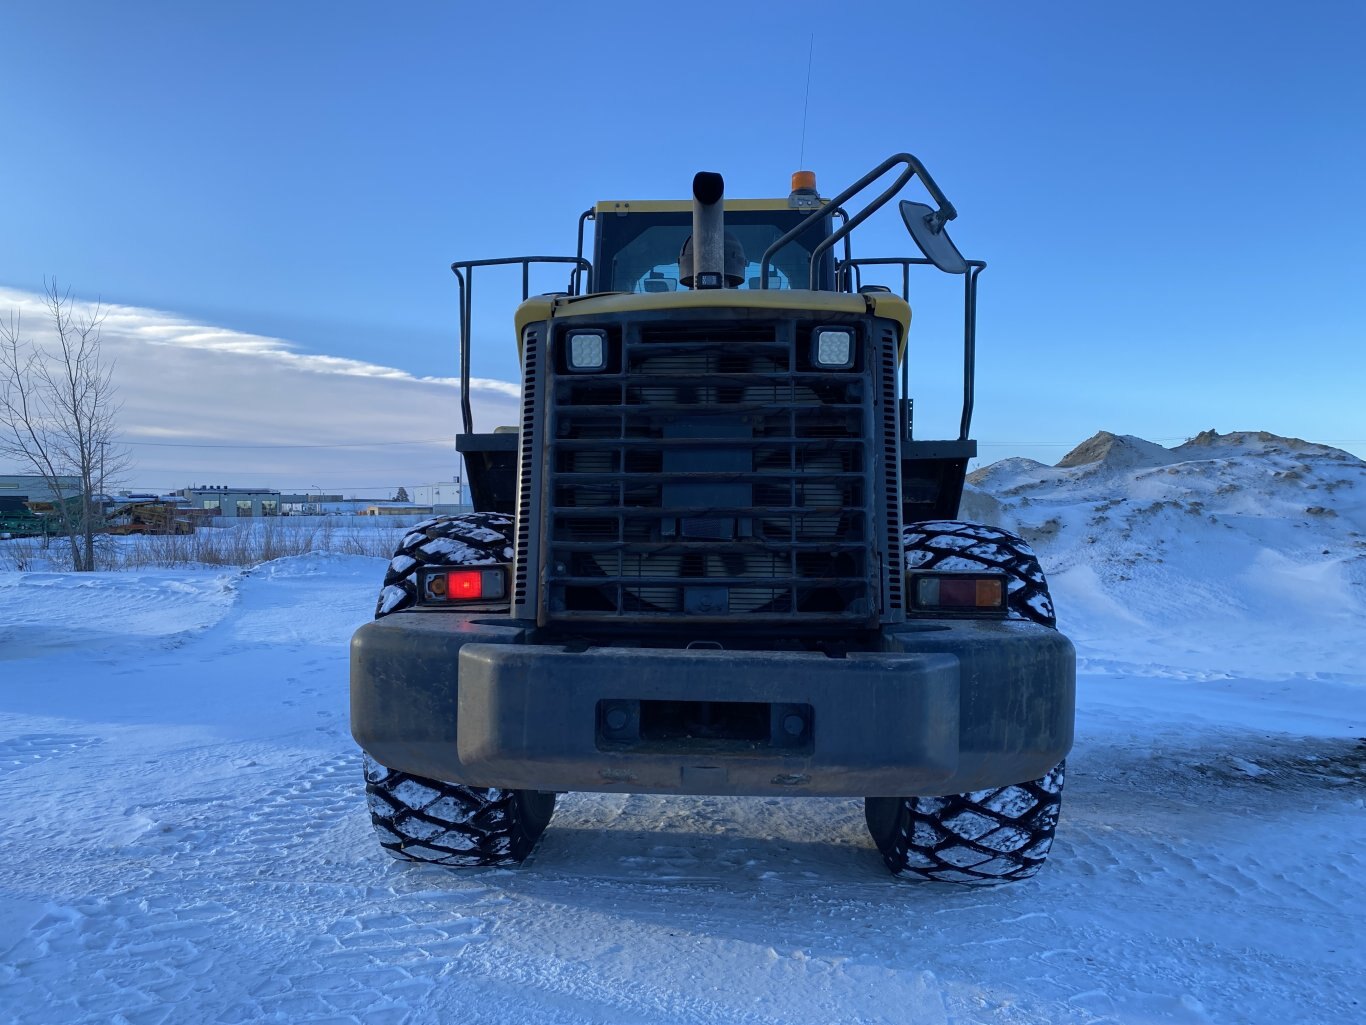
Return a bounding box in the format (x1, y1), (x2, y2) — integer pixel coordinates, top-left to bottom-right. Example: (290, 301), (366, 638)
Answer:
(590, 201), (837, 294)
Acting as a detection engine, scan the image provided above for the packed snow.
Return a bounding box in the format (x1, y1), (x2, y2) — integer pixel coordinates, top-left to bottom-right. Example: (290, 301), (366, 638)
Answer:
(2, 430), (1363, 1025)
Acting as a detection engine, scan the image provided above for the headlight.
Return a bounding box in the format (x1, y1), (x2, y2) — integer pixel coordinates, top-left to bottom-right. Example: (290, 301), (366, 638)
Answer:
(567, 330), (607, 372)
(813, 327), (854, 369)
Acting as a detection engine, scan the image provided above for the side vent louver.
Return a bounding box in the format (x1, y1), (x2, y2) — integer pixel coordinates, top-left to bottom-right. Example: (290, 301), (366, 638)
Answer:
(513, 325), (541, 612)
(880, 326), (904, 614)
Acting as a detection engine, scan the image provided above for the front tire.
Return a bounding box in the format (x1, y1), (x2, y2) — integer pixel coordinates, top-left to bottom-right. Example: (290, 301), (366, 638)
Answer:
(866, 520), (1066, 882)
(364, 755), (556, 867)
(864, 762), (1065, 883)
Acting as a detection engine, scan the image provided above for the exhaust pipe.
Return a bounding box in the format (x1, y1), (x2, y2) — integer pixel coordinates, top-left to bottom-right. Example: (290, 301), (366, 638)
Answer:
(689, 171), (726, 289)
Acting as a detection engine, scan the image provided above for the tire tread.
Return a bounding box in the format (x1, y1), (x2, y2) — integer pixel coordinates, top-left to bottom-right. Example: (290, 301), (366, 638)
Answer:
(362, 755), (554, 867)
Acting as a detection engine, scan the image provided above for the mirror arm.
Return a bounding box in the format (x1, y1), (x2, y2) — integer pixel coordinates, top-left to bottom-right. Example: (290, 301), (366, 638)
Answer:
(757, 152), (956, 290)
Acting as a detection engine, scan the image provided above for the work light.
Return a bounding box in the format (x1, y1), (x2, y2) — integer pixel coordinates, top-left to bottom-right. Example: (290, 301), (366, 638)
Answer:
(567, 330), (607, 372)
(813, 327), (854, 369)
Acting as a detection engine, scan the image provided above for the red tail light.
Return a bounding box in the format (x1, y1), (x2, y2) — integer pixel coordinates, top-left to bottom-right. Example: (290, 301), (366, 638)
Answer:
(421, 567), (507, 603)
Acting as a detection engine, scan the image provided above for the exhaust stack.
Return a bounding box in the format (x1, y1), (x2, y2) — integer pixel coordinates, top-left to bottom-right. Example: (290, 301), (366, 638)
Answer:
(689, 171), (726, 289)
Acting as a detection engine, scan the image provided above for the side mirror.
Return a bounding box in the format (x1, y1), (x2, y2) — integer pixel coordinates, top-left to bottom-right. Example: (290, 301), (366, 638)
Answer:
(900, 200), (967, 274)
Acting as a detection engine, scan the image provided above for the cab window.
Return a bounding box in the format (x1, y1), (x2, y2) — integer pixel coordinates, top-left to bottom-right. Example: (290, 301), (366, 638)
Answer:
(593, 210), (835, 294)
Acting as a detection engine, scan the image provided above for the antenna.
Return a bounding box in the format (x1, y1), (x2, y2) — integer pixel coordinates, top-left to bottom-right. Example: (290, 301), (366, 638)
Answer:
(799, 34), (814, 168)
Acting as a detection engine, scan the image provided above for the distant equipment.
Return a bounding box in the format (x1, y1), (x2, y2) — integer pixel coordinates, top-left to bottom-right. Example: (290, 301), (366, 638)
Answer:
(103, 501), (195, 536)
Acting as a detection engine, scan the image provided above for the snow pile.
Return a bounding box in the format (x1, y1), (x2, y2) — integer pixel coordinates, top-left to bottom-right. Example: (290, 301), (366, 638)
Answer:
(0, 571), (237, 660)
(0, 430), (1363, 1024)
(968, 429), (1366, 679)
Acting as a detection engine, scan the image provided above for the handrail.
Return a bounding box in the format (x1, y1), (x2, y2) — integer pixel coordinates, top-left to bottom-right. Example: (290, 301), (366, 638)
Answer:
(840, 257), (986, 441)
(575, 210), (593, 293)
(759, 152), (958, 290)
(960, 262), (984, 441)
(451, 256), (591, 435)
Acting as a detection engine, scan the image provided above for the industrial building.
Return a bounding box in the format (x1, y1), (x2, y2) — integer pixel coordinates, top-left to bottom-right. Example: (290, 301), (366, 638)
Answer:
(413, 482), (465, 514)
(178, 485), (282, 517)
(0, 474), (82, 504)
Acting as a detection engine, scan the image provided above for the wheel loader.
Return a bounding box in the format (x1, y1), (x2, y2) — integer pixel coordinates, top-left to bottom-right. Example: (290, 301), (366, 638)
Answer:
(350, 153), (1076, 882)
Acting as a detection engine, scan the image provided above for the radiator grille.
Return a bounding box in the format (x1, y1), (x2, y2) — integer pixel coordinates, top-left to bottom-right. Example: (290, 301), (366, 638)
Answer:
(542, 319), (880, 624)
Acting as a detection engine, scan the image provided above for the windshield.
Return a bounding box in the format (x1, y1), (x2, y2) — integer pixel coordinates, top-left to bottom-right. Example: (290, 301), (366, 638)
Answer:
(592, 209), (836, 294)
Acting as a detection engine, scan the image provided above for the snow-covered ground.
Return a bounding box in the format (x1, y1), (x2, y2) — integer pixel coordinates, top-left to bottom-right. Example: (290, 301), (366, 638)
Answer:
(2, 430), (1363, 1025)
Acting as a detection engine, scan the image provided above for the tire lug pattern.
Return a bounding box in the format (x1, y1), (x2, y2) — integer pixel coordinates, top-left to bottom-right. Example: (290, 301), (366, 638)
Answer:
(361, 754), (556, 868)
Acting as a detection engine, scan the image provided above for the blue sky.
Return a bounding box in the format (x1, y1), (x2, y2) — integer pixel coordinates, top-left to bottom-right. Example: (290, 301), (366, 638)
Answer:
(2, 1), (1363, 491)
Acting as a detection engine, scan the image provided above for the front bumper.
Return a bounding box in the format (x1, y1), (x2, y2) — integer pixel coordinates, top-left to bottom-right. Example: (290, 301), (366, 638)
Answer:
(350, 613), (1075, 797)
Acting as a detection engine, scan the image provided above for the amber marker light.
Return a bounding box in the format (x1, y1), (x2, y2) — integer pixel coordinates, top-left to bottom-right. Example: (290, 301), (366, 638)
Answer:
(791, 170), (817, 193)
(975, 577), (1004, 607)
(909, 572), (1008, 616)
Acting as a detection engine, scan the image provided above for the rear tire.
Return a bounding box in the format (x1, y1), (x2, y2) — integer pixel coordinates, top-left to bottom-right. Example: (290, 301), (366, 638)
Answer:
(867, 520), (1065, 882)
(375, 513), (513, 619)
(364, 755), (556, 867)
(902, 519), (1055, 627)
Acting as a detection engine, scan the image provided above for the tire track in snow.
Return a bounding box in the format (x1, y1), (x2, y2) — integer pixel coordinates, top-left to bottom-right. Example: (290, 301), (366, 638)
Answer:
(5, 733), (1364, 1025)
(2, 749), (506, 1025)
(0, 734), (102, 776)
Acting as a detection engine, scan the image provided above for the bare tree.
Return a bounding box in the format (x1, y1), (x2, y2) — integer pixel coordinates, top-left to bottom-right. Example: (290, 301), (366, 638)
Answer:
(0, 280), (129, 571)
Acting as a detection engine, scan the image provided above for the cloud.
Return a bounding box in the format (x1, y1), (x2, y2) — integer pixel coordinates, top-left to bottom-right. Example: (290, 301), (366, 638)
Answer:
(0, 287), (522, 495)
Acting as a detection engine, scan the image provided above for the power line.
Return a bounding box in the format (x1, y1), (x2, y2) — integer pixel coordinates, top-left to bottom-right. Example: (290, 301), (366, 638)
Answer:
(124, 438), (452, 450)
(976, 438), (1187, 447)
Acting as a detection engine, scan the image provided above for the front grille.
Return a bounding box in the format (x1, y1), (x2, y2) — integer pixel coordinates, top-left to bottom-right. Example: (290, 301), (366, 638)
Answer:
(542, 317), (880, 625)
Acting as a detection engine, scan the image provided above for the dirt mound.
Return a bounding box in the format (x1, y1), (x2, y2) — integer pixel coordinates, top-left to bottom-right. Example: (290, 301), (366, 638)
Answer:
(1055, 431), (1179, 472)
(1175, 430), (1363, 464)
